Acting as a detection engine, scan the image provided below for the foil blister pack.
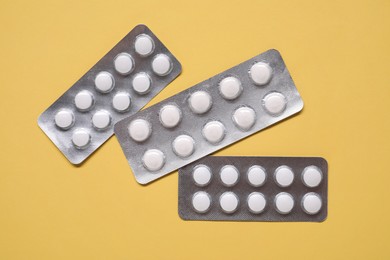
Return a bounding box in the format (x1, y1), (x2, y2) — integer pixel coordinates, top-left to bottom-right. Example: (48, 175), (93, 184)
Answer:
(178, 156), (328, 222)
(38, 24), (181, 164)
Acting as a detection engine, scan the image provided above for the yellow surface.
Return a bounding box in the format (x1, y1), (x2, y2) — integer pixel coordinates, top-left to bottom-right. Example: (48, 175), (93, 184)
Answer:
(0, 0), (389, 259)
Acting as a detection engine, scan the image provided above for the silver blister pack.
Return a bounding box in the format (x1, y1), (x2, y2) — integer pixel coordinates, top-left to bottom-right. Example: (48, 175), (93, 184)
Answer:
(178, 156), (328, 222)
(114, 49), (303, 184)
(38, 24), (182, 164)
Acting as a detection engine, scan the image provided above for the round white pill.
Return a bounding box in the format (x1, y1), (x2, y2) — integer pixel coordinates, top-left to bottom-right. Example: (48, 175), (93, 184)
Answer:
(247, 165), (266, 187)
(114, 53), (134, 75)
(263, 92), (287, 115)
(142, 149), (165, 172)
(159, 104), (182, 128)
(172, 135), (195, 158)
(74, 90), (94, 111)
(274, 166), (294, 187)
(192, 165), (212, 186)
(247, 192), (266, 214)
(134, 34), (155, 56)
(232, 106), (256, 131)
(112, 92), (131, 112)
(128, 119), (151, 142)
(275, 192), (294, 214)
(54, 110), (74, 130)
(192, 191), (211, 213)
(250, 62), (272, 85)
(95, 71), (114, 93)
(132, 73), (151, 95)
(219, 192), (239, 214)
(302, 193), (322, 215)
(302, 166), (323, 188)
(220, 165), (239, 187)
(202, 121), (225, 144)
(152, 54), (172, 76)
(188, 91), (212, 114)
(219, 76), (242, 100)
(92, 110), (111, 130)
(72, 129), (91, 149)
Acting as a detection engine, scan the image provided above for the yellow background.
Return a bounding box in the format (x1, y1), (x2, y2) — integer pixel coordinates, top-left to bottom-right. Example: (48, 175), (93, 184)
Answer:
(0, 0), (389, 259)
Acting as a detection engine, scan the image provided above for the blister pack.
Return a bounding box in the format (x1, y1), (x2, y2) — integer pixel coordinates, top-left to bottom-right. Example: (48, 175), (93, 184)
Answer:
(115, 49), (304, 184)
(178, 156), (328, 222)
(38, 24), (181, 164)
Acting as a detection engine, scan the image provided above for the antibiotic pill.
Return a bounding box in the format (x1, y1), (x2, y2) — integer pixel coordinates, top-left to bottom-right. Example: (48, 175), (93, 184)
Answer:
(247, 165), (266, 187)
(302, 193), (322, 215)
(72, 129), (91, 149)
(202, 121), (225, 144)
(152, 54), (172, 76)
(188, 91), (212, 114)
(74, 90), (94, 111)
(275, 192), (294, 214)
(192, 191), (211, 213)
(247, 192), (266, 214)
(192, 165), (212, 187)
(112, 92), (131, 112)
(134, 34), (155, 56)
(250, 62), (272, 85)
(274, 166), (294, 187)
(219, 192), (239, 214)
(128, 119), (151, 142)
(159, 104), (182, 128)
(263, 92), (287, 115)
(92, 110), (111, 130)
(172, 135), (195, 158)
(54, 110), (74, 130)
(302, 166), (323, 188)
(114, 53), (134, 75)
(220, 165), (239, 187)
(95, 71), (114, 93)
(142, 149), (165, 172)
(219, 76), (242, 100)
(232, 106), (256, 131)
(132, 72), (151, 95)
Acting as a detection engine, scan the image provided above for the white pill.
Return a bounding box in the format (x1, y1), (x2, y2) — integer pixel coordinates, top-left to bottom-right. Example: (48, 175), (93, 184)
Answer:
(274, 166), (294, 187)
(302, 166), (323, 188)
(220, 165), (239, 187)
(192, 191), (211, 213)
(247, 192), (266, 214)
(114, 53), (134, 75)
(219, 192), (239, 214)
(275, 192), (294, 214)
(142, 149), (165, 172)
(263, 92), (287, 115)
(54, 110), (74, 130)
(152, 54), (172, 76)
(92, 110), (111, 130)
(72, 129), (91, 149)
(128, 119), (151, 142)
(159, 104), (182, 128)
(192, 165), (212, 186)
(232, 106), (256, 131)
(188, 91), (212, 114)
(202, 121), (225, 144)
(250, 62), (272, 85)
(247, 165), (266, 187)
(74, 90), (94, 111)
(172, 135), (195, 158)
(132, 73), (151, 95)
(219, 76), (242, 100)
(95, 71), (114, 93)
(112, 92), (131, 112)
(134, 34), (155, 56)
(302, 193), (322, 215)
